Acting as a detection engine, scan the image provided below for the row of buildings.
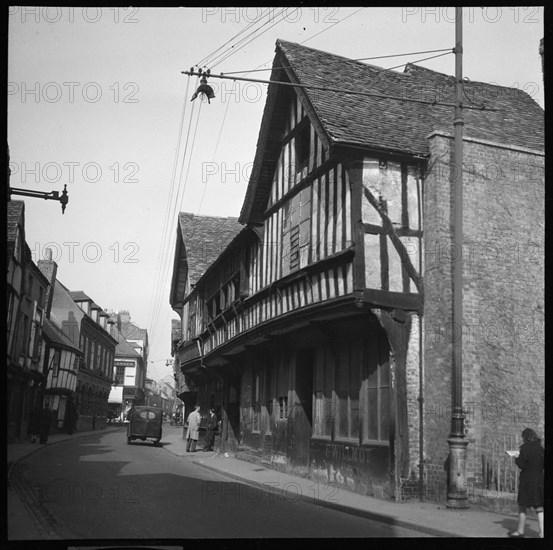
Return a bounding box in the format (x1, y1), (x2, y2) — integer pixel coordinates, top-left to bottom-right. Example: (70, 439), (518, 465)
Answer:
(169, 40), (544, 509)
(6, 194), (150, 440)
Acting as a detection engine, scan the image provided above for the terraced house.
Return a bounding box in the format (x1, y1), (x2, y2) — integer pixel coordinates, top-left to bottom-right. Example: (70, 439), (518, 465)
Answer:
(170, 41), (544, 504)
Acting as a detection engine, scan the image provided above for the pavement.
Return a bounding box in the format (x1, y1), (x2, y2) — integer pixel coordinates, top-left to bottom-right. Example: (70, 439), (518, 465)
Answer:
(7, 424), (545, 539)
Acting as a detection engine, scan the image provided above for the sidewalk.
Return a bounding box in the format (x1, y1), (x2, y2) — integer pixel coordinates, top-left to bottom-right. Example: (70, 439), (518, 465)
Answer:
(161, 432), (542, 539)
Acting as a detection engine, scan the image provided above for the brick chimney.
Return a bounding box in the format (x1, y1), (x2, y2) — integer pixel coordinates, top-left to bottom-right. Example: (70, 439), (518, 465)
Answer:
(37, 248), (58, 317)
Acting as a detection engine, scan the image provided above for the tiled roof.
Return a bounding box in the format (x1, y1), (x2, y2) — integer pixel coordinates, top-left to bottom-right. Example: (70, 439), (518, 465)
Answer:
(69, 291), (93, 302)
(42, 317), (82, 354)
(277, 40), (544, 154)
(239, 40), (544, 224)
(119, 322), (148, 342)
(113, 327), (141, 358)
(178, 213), (243, 286)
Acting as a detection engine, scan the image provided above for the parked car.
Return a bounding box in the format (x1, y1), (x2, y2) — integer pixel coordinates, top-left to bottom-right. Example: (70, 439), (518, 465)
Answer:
(126, 406), (163, 446)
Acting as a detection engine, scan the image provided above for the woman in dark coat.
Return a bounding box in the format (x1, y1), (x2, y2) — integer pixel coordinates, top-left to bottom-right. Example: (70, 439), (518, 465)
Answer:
(509, 428), (544, 538)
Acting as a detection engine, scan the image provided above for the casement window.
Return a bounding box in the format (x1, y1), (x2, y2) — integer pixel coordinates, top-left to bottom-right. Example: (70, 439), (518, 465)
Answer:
(363, 335), (390, 444)
(52, 349), (61, 377)
(86, 338), (92, 368)
(278, 396), (288, 420)
(264, 367), (273, 433)
(252, 370), (261, 432)
(115, 365), (125, 385)
(336, 341), (361, 441)
(313, 346), (335, 437)
(7, 293), (15, 336)
(275, 356), (289, 421)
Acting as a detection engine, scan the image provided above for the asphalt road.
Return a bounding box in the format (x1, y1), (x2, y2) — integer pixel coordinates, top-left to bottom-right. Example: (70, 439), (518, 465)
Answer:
(12, 426), (430, 539)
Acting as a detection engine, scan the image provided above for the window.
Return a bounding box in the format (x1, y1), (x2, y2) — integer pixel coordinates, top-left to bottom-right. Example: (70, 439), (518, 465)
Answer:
(86, 338), (92, 368)
(252, 370), (261, 432)
(282, 186), (312, 276)
(52, 349), (61, 377)
(313, 347), (335, 437)
(278, 396), (288, 419)
(363, 335), (390, 443)
(275, 357), (289, 420)
(294, 123), (310, 173)
(336, 341), (361, 441)
(264, 367), (273, 432)
(115, 365), (125, 385)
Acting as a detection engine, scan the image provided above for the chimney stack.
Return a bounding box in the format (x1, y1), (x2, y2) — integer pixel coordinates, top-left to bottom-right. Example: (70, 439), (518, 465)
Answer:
(37, 248), (58, 317)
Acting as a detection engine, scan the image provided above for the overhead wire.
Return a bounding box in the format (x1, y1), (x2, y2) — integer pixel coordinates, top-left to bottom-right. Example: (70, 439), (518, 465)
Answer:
(150, 99), (203, 343)
(207, 8), (292, 69)
(300, 6), (365, 45)
(147, 78), (200, 343)
(146, 77), (192, 339)
(195, 14), (268, 68)
(150, 99), (204, 345)
(152, 9), (462, 349)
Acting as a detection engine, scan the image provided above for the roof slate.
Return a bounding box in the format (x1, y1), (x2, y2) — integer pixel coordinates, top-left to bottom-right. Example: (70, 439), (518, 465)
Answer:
(119, 322), (148, 342)
(69, 291), (93, 302)
(276, 40), (544, 154)
(42, 317), (82, 353)
(239, 40), (544, 224)
(113, 327), (142, 357)
(178, 213), (243, 286)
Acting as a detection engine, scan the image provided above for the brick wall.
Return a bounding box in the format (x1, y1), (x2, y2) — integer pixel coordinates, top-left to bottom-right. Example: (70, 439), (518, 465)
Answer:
(423, 132), (544, 496)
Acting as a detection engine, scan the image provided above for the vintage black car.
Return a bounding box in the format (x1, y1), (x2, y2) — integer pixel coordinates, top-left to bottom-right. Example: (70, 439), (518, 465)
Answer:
(126, 406), (163, 446)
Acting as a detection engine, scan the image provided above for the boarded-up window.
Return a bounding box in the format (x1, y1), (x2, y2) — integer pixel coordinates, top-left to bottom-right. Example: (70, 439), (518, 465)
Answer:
(282, 186), (312, 276)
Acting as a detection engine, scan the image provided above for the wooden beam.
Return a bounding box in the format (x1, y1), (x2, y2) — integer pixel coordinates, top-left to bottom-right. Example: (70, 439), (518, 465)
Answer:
(363, 288), (421, 312)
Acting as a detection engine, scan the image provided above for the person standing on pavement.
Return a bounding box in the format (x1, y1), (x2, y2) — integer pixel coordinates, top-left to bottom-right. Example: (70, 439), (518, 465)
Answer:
(27, 405), (40, 443)
(186, 404), (202, 452)
(38, 404), (53, 445)
(203, 408), (218, 451)
(509, 428), (544, 539)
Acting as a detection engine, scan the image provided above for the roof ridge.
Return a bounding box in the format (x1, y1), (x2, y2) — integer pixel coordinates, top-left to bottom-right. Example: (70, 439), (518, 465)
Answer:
(179, 212), (239, 221)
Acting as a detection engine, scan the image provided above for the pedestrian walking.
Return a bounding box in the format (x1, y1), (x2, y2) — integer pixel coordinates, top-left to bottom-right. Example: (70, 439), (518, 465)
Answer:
(203, 408), (218, 451)
(186, 404), (202, 452)
(38, 404), (53, 445)
(27, 405), (40, 443)
(509, 428), (544, 539)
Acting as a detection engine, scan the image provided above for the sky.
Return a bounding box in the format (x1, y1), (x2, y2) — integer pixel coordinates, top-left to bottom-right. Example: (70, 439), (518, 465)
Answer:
(7, 6), (544, 381)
